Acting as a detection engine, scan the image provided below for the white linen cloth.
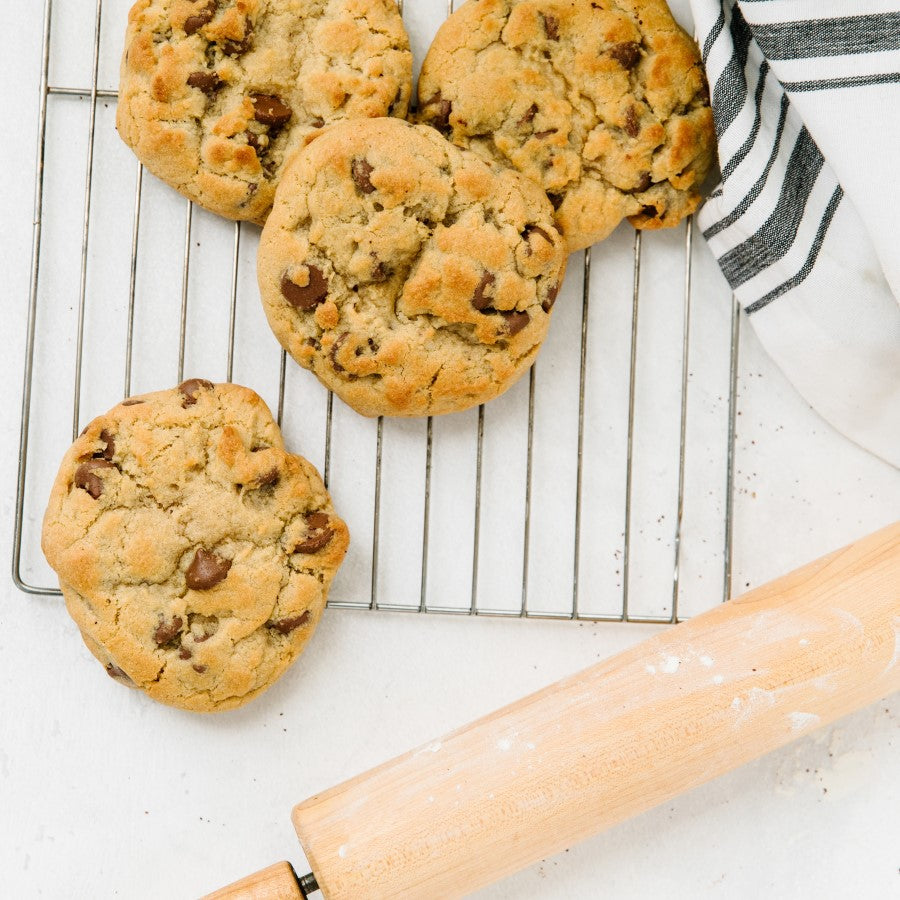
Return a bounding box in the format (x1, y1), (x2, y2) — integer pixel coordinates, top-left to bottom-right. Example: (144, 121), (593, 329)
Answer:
(688, 0), (900, 466)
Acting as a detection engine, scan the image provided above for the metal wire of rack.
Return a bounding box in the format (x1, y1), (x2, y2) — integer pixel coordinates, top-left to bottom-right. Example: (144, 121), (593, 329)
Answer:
(13, 0), (741, 624)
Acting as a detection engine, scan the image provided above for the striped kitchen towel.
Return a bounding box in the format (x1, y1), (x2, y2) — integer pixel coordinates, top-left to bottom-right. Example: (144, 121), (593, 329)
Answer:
(689, 0), (900, 466)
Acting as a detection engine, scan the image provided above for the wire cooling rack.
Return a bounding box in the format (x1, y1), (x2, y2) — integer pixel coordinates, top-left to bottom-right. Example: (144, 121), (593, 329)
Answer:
(13, 0), (740, 623)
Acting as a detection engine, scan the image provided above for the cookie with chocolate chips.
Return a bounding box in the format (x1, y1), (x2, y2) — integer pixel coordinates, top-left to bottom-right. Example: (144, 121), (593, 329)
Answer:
(257, 117), (567, 417)
(116, 0), (412, 223)
(416, 0), (715, 251)
(41, 381), (349, 712)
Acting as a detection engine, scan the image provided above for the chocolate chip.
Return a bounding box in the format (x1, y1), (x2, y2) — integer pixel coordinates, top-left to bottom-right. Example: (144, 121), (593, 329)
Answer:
(310, 117), (325, 128)
(251, 93), (292, 127)
(187, 70), (221, 94)
(121, 398), (144, 406)
(178, 647), (193, 660)
(502, 310), (530, 336)
(188, 614), (219, 642)
(250, 467), (280, 489)
(330, 333), (349, 373)
(624, 106), (640, 138)
(192, 664), (207, 674)
(267, 611), (310, 635)
(222, 28), (252, 55)
(641, 204), (659, 218)
(542, 281), (561, 313)
(294, 512), (334, 553)
(351, 158), (375, 194)
(179, 378), (214, 407)
(422, 92), (451, 130)
(524, 224), (555, 247)
(184, 0), (216, 35)
(281, 267), (328, 311)
(185, 549), (232, 590)
(636, 172), (652, 192)
(98, 429), (115, 461)
(609, 41), (641, 69)
(534, 129), (556, 139)
(370, 254), (389, 283)
(154, 615), (183, 647)
(517, 103), (538, 128)
(547, 193), (564, 210)
(245, 130), (262, 152)
(541, 13), (560, 40)
(106, 663), (133, 684)
(74, 459), (114, 499)
(472, 272), (495, 311)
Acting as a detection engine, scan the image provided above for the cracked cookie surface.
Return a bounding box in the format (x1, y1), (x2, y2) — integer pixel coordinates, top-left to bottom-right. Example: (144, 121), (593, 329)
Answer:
(257, 117), (567, 417)
(416, 0), (715, 251)
(41, 381), (349, 713)
(117, 0), (412, 223)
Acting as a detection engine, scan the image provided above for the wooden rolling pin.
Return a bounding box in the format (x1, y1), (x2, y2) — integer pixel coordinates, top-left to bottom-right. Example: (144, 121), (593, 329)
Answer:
(206, 521), (900, 899)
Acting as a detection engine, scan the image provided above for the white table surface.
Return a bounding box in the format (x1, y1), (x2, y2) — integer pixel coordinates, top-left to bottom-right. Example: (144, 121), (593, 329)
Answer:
(1, 3), (898, 899)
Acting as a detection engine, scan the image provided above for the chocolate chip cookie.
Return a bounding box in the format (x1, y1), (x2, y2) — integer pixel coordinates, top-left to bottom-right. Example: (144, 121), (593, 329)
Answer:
(41, 381), (349, 713)
(117, 0), (412, 223)
(257, 117), (567, 417)
(416, 0), (715, 251)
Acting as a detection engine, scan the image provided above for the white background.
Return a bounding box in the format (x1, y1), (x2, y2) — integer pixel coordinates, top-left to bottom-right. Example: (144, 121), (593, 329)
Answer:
(1, 1), (898, 898)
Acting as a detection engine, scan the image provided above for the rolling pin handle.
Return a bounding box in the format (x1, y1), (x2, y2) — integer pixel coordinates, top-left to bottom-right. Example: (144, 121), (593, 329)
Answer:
(297, 872), (320, 898)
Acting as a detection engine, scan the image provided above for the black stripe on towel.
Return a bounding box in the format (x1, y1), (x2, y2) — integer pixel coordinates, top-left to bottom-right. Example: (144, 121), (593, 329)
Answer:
(746, 186), (844, 313)
(783, 71), (900, 92)
(752, 14), (900, 60)
(703, 93), (789, 240)
(711, 6), (755, 137)
(717, 128), (825, 289)
(720, 61), (770, 183)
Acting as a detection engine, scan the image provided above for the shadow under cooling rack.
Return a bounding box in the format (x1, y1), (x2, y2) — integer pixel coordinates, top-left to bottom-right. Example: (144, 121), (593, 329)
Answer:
(14, 0), (741, 624)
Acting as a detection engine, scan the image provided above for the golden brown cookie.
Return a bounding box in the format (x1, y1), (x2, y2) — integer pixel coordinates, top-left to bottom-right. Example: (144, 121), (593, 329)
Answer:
(41, 381), (349, 713)
(116, 0), (412, 223)
(257, 118), (568, 417)
(417, 0), (715, 251)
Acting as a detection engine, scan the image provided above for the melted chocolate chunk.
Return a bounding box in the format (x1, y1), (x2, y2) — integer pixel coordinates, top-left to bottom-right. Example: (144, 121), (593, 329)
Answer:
(184, 0), (216, 35)
(547, 193), (564, 210)
(640, 204), (659, 218)
(192, 664), (207, 674)
(471, 272), (495, 311)
(179, 378), (214, 407)
(106, 663), (133, 684)
(294, 512), (334, 553)
(502, 310), (530, 336)
(187, 71), (222, 94)
(267, 611), (310, 635)
(635, 172), (652, 192)
(541, 13), (560, 40)
(609, 41), (641, 70)
(154, 615), (184, 647)
(251, 93), (291, 127)
(310, 117), (325, 128)
(74, 459), (114, 499)
(524, 224), (555, 247)
(330, 333), (349, 373)
(542, 281), (561, 313)
(422, 92), (451, 130)
(245, 129), (262, 153)
(178, 647), (193, 660)
(517, 103), (538, 128)
(351, 158), (375, 194)
(281, 267), (328, 311)
(97, 429), (115, 461)
(189, 614), (219, 642)
(624, 106), (640, 138)
(185, 549), (232, 590)
(534, 129), (556, 139)
(121, 398), (145, 406)
(254, 467), (280, 487)
(222, 28), (252, 56)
